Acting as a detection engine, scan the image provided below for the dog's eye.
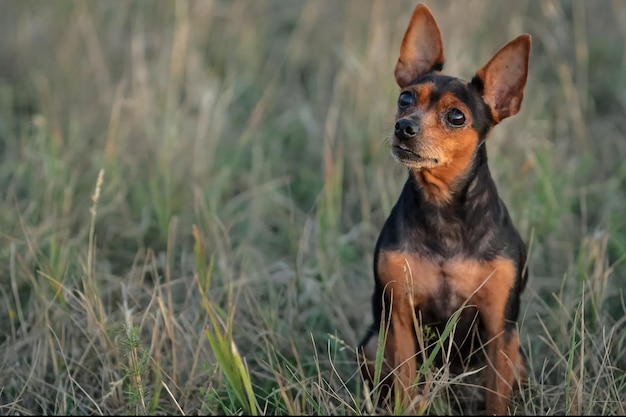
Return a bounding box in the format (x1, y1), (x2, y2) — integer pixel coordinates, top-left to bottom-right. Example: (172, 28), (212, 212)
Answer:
(446, 108), (466, 127)
(398, 91), (415, 110)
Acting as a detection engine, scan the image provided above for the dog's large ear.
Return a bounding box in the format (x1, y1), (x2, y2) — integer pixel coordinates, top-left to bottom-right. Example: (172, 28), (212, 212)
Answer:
(394, 4), (445, 88)
(474, 34), (531, 123)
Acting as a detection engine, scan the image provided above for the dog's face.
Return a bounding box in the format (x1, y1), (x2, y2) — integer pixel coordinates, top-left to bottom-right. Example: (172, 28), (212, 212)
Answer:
(390, 4), (530, 182)
(390, 74), (492, 172)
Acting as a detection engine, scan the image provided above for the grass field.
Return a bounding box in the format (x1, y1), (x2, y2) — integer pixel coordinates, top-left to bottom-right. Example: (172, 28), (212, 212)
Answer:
(1, 0), (625, 415)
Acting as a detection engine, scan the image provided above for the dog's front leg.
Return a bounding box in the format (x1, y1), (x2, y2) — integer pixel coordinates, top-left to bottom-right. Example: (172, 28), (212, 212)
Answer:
(386, 289), (418, 410)
(486, 328), (521, 415)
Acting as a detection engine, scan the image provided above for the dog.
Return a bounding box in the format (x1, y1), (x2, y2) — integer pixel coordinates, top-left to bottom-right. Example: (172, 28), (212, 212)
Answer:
(358, 4), (530, 415)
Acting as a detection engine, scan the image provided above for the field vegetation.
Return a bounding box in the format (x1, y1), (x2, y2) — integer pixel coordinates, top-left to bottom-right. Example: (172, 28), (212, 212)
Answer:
(0, 0), (625, 415)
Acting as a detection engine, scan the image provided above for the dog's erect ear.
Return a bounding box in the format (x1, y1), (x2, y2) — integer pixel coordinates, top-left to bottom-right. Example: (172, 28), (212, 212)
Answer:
(394, 4), (445, 88)
(474, 34), (531, 123)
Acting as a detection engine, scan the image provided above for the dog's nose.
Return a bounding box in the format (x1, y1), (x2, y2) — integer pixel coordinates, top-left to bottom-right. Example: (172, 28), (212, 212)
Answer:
(394, 119), (418, 141)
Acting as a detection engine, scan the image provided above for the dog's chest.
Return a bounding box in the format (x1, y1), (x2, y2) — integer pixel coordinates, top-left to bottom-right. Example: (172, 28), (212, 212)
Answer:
(376, 250), (515, 320)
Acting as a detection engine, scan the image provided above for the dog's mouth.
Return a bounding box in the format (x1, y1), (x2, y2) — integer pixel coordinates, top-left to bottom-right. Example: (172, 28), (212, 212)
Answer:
(391, 144), (439, 166)
(392, 143), (414, 154)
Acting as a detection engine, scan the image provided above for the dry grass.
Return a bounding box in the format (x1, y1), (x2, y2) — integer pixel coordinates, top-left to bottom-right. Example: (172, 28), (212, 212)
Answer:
(0, 0), (625, 415)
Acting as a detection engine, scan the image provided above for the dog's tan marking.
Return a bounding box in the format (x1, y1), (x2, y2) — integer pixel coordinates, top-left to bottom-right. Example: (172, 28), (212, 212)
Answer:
(375, 250), (522, 413)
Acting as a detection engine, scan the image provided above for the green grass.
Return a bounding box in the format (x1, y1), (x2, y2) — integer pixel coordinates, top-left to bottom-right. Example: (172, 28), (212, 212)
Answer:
(1, 0), (625, 415)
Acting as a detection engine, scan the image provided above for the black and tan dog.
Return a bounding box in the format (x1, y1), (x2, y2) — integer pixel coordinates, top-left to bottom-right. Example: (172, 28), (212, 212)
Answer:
(359, 4), (530, 415)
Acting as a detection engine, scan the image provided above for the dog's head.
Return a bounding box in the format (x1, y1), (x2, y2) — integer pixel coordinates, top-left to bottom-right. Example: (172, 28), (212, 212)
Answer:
(390, 4), (530, 200)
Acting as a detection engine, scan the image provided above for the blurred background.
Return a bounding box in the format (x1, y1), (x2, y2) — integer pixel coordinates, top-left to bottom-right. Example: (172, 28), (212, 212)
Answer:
(0, 0), (625, 415)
